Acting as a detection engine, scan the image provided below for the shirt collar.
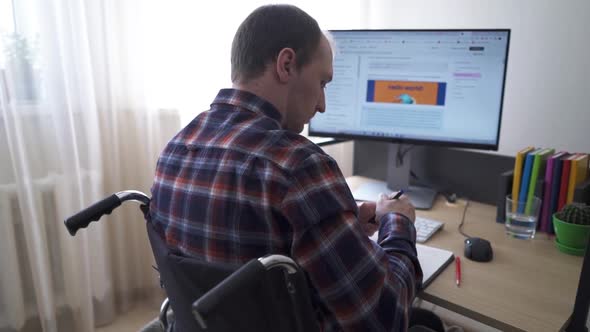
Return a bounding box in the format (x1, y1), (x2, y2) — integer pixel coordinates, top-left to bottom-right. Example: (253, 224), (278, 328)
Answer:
(212, 89), (283, 125)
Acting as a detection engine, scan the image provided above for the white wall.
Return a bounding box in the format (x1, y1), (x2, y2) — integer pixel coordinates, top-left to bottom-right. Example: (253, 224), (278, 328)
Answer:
(321, 141), (355, 177)
(365, 0), (590, 156)
(141, 0), (364, 126)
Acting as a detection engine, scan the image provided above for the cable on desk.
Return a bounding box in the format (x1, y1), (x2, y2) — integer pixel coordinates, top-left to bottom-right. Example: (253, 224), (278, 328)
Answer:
(458, 199), (471, 238)
(409, 170), (457, 204)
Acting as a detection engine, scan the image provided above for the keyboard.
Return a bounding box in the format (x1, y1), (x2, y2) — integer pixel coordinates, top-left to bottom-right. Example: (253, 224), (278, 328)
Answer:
(415, 216), (444, 243)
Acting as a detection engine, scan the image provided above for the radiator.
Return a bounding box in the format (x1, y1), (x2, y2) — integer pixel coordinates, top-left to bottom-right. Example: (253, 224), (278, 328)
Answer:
(0, 171), (101, 329)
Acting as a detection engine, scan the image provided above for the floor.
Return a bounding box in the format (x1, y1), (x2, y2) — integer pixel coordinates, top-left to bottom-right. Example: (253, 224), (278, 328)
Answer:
(96, 300), (501, 332)
(95, 305), (159, 332)
(415, 300), (501, 332)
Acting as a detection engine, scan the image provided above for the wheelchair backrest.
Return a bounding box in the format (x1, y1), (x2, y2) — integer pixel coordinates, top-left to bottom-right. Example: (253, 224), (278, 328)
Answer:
(146, 221), (320, 332)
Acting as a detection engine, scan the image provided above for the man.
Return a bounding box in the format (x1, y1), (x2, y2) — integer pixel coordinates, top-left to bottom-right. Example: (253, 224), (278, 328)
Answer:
(150, 4), (423, 331)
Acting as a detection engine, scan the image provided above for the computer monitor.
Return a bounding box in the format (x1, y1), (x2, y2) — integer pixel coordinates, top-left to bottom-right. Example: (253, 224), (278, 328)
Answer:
(310, 29), (510, 209)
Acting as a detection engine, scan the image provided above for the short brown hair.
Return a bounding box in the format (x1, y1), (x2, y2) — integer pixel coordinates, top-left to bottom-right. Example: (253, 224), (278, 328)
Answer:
(230, 4), (322, 83)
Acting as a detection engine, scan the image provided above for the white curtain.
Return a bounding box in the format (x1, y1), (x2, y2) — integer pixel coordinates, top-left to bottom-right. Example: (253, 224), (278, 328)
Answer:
(0, 0), (179, 331)
(0, 0), (363, 331)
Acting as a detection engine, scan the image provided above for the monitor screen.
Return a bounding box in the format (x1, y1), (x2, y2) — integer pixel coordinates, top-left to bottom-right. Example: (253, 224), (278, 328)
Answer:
(309, 29), (510, 150)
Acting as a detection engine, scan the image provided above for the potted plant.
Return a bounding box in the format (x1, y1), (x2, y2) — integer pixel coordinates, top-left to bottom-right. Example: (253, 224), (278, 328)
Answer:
(553, 203), (590, 256)
(2, 33), (40, 102)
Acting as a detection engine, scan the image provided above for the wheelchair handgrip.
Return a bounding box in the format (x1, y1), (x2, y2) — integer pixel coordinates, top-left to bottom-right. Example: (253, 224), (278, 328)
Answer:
(192, 259), (265, 319)
(64, 194), (121, 236)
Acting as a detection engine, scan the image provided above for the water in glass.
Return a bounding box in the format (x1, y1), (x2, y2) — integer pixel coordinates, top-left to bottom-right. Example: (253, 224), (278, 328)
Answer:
(505, 211), (537, 239)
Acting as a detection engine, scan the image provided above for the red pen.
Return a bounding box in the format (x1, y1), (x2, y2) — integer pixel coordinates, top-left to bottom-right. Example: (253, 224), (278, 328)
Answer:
(455, 256), (461, 287)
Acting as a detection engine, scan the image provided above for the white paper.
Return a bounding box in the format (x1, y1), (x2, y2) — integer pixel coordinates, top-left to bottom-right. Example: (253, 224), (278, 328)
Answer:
(370, 234), (454, 287)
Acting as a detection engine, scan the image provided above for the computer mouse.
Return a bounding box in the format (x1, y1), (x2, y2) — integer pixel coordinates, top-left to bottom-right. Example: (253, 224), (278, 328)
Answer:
(464, 237), (493, 262)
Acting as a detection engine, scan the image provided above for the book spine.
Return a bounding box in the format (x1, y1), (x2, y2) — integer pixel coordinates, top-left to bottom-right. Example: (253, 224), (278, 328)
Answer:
(539, 159), (555, 232)
(558, 160), (572, 211)
(519, 154), (534, 213)
(548, 159), (565, 234)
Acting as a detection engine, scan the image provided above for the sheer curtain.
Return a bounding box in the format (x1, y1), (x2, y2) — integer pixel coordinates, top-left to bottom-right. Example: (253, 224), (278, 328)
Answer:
(0, 0), (179, 331)
(0, 0), (363, 331)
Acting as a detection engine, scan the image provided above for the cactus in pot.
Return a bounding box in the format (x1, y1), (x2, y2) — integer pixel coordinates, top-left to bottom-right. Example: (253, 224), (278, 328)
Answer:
(553, 203), (590, 256)
(556, 203), (590, 226)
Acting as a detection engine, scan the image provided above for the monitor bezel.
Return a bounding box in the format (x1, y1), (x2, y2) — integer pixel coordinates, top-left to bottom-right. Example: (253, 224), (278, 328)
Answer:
(308, 29), (511, 151)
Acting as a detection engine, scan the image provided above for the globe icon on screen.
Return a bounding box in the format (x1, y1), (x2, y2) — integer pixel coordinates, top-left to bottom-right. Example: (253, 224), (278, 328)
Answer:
(396, 93), (415, 104)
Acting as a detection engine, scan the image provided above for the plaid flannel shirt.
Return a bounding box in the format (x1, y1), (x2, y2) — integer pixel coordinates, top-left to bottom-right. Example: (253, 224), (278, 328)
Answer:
(150, 89), (423, 331)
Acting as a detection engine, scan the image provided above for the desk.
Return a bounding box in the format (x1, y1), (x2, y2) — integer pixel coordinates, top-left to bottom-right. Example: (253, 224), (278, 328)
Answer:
(347, 176), (584, 332)
(307, 136), (349, 147)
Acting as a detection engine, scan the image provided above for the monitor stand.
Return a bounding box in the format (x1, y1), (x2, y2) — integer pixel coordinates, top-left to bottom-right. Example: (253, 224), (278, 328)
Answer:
(352, 144), (437, 210)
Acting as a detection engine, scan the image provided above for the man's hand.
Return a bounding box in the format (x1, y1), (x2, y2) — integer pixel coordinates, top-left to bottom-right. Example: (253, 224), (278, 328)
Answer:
(357, 201), (378, 236)
(375, 193), (416, 223)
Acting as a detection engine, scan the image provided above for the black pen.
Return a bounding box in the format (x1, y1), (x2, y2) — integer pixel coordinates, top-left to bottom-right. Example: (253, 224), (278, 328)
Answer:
(368, 190), (405, 225)
(390, 189), (404, 200)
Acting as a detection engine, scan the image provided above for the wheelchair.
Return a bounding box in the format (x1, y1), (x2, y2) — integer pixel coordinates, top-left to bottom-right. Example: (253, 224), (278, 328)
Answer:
(64, 190), (320, 332)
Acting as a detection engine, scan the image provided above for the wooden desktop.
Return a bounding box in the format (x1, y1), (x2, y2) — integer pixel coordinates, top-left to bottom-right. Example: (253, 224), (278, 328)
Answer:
(347, 176), (584, 332)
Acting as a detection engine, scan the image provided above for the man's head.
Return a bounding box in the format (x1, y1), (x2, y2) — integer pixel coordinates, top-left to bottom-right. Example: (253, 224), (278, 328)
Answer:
(231, 5), (333, 133)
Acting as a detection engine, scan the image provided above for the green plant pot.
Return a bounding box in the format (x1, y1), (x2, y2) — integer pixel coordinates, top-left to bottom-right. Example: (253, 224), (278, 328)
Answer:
(554, 239), (586, 256)
(553, 214), (590, 256)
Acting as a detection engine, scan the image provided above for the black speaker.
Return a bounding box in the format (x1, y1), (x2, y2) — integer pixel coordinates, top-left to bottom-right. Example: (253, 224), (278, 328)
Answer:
(496, 170), (513, 223)
(574, 179), (590, 205)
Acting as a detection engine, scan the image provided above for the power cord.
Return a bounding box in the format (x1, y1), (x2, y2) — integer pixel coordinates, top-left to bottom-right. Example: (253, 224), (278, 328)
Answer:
(395, 144), (415, 167)
(458, 199), (471, 238)
(397, 144), (461, 205)
(410, 170), (458, 204)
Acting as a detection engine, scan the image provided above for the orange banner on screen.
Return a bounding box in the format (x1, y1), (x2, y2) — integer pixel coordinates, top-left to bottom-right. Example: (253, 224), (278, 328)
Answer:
(366, 80), (446, 106)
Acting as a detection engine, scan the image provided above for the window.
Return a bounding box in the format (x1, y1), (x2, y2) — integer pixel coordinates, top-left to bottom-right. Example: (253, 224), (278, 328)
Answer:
(0, 0), (42, 104)
(0, 0), (16, 68)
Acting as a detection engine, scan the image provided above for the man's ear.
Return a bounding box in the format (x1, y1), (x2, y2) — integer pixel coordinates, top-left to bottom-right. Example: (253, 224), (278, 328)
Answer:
(276, 48), (296, 83)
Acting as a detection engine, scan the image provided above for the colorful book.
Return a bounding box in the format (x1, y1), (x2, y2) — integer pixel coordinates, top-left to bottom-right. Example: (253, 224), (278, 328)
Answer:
(558, 154), (578, 211)
(539, 151), (567, 232)
(548, 153), (571, 234)
(511, 146), (534, 212)
(566, 153), (589, 203)
(525, 148), (554, 214)
(518, 148), (540, 212)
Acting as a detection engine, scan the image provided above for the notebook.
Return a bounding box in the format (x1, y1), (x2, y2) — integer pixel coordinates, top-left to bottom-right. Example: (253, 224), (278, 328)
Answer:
(512, 146), (535, 211)
(518, 148), (542, 212)
(369, 234), (455, 288)
(567, 153), (589, 203)
(525, 148), (554, 214)
(539, 151), (568, 233)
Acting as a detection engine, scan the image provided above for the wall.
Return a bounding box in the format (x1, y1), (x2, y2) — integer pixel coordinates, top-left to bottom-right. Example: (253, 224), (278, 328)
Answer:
(354, 141), (514, 205)
(321, 141), (355, 177)
(364, 0), (590, 156)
